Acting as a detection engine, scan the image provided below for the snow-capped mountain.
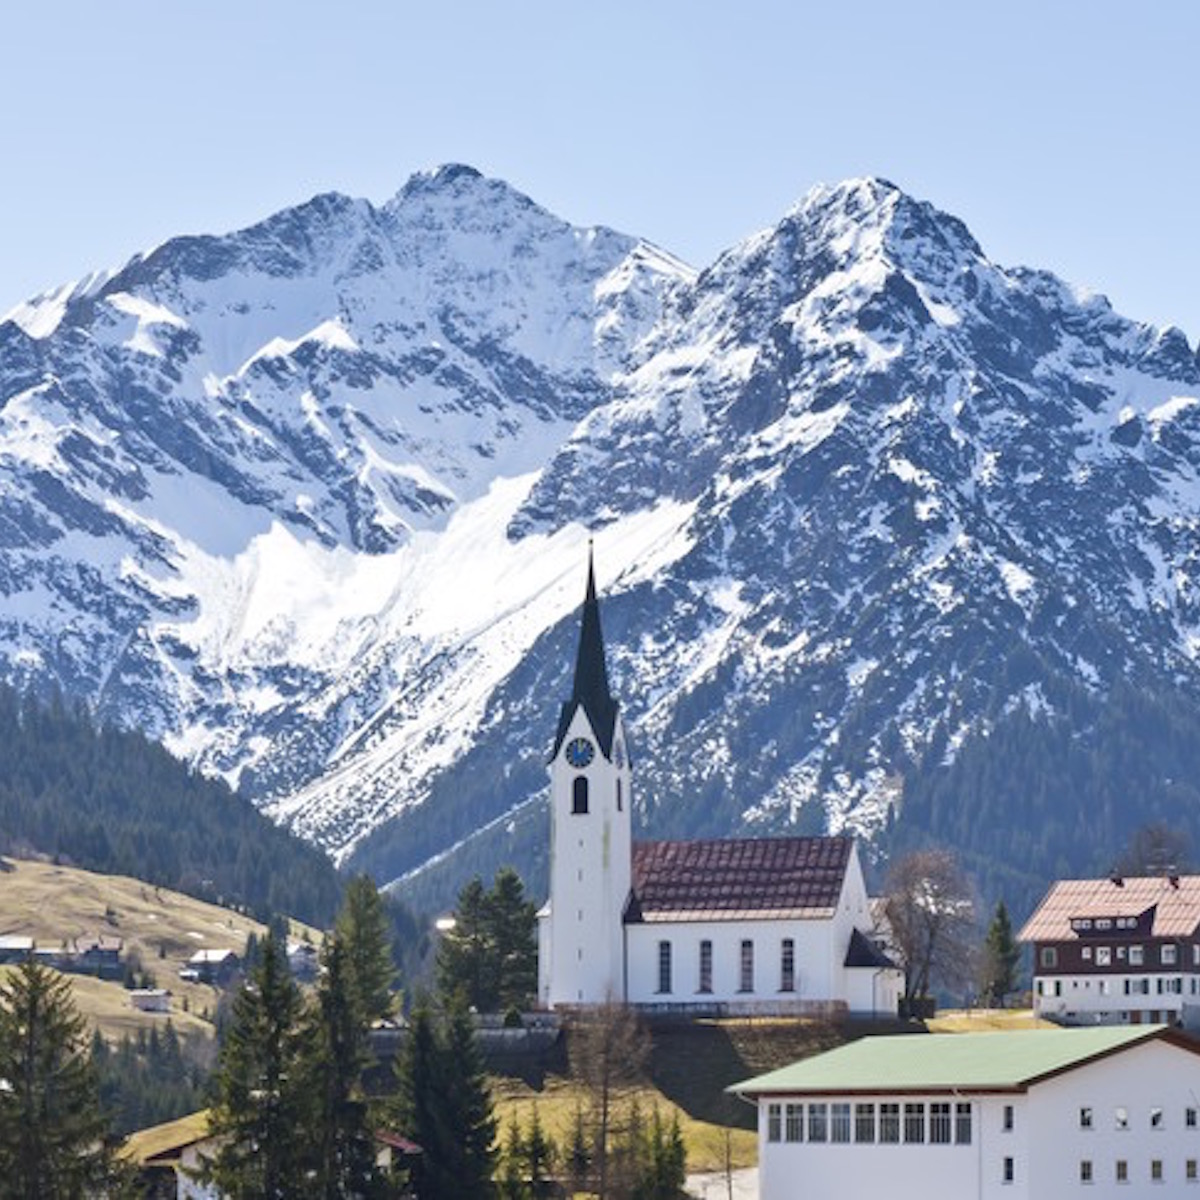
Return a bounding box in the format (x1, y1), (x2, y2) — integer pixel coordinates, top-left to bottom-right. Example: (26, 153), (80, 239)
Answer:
(4, 167), (1200, 910)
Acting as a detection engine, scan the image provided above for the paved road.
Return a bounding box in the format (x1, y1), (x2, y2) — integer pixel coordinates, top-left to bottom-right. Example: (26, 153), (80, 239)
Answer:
(685, 1167), (758, 1199)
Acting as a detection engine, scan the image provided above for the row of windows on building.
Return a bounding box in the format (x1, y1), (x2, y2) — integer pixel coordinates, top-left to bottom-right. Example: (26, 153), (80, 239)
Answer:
(656, 937), (795, 995)
(1037, 975), (1196, 996)
(1080, 1157), (1200, 1184)
(1040, 943), (1199, 969)
(1081, 1104), (1198, 1131)
(765, 1101), (974, 1146)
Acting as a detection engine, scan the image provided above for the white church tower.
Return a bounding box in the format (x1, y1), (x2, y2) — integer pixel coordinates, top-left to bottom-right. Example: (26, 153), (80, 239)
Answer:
(538, 551), (632, 1007)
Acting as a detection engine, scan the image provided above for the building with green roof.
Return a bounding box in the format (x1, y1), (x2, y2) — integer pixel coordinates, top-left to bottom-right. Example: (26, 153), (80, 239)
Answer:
(730, 1025), (1200, 1200)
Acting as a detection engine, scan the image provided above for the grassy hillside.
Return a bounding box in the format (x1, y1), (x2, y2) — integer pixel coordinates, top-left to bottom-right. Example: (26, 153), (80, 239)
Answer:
(0, 856), (317, 1045)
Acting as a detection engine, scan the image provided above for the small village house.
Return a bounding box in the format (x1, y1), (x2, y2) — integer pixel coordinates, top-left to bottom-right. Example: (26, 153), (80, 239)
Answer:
(1019, 874), (1200, 1029)
(732, 1025), (1200, 1200)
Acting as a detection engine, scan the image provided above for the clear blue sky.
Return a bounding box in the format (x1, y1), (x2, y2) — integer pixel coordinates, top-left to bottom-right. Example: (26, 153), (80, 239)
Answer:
(4, 1), (1199, 336)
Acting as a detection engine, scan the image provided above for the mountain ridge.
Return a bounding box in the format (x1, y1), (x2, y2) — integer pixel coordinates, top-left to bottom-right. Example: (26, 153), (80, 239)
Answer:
(3, 168), (1200, 914)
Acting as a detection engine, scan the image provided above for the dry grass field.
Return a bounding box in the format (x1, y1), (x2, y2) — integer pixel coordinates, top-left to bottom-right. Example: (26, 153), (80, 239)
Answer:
(0, 855), (317, 1045)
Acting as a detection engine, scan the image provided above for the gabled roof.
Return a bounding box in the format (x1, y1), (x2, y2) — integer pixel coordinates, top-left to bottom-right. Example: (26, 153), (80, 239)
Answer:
(731, 1026), (1189, 1098)
(121, 1109), (214, 1164)
(1018, 875), (1200, 942)
(844, 927), (896, 970)
(626, 836), (853, 923)
(552, 550), (619, 760)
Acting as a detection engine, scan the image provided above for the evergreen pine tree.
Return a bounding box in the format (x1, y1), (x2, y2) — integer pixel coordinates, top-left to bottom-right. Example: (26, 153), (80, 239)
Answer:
(391, 1000), (496, 1200)
(980, 899), (1021, 1007)
(391, 1003), (447, 1200)
(439, 1001), (497, 1199)
(337, 874), (397, 1023)
(523, 1102), (555, 1199)
(303, 933), (383, 1199)
(499, 1118), (527, 1200)
(486, 867), (537, 1012)
(202, 932), (309, 1199)
(436, 876), (492, 1009)
(0, 957), (123, 1198)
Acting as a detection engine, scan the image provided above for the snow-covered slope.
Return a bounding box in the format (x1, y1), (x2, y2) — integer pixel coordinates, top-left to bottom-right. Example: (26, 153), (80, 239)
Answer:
(4, 168), (1200, 907)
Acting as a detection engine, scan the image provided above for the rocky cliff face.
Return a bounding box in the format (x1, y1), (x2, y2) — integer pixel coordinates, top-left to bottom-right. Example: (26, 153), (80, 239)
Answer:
(4, 169), (1200, 908)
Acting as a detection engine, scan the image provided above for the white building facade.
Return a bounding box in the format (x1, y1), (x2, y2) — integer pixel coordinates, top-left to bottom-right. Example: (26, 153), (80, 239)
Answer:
(537, 557), (902, 1016)
(734, 1026), (1200, 1200)
(1020, 875), (1200, 1029)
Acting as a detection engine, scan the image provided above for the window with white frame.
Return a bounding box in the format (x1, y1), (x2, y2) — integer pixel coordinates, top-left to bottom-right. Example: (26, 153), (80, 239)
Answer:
(1163, 944), (1179, 965)
(1151, 1159), (1164, 1182)
(831, 1103), (851, 1143)
(767, 1104), (781, 1143)
(930, 1102), (952, 1144)
(1187, 1106), (1198, 1129)
(807, 1102), (827, 1143)
(1080, 1106), (1093, 1130)
(904, 1103), (925, 1144)
(1003, 1156), (1014, 1184)
(785, 1103), (803, 1142)
(1041, 946), (1058, 968)
(1003, 1104), (1014, 1132)
(1096, 946), (1112, 966)
(955, 1103), (972, 1145)
(855, 1103), (876, 1143)
(1130, 945), (1144, 966)
(1151, 1106), (1164, 1130)
(1116, 1159), (1128, 1183)
(1187, 1158), (1197, 1181)
(1115, 1107), (1129, 1131)
(879, 1103), (900, 1143)
(1080, 1160), (1093, 1183)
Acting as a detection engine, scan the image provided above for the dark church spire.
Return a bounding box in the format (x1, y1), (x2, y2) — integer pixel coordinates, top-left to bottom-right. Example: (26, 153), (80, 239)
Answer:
(553, 544), (620, 758)
(572, 542), (613, 716)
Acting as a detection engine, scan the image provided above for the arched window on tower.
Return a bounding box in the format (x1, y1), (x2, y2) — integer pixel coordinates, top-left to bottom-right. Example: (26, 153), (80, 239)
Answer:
(572, 776), (589, 815)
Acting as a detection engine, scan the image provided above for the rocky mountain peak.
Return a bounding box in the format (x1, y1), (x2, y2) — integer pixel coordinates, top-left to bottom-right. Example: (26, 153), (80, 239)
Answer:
(4, 169), (1200, 917)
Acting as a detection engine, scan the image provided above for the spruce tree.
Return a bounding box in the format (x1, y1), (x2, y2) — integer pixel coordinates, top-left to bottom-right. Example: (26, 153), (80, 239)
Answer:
(203, 931), (309, 1199)
(981, 899), (1021, 1007)
(0, 957), (122, 1198)
(303, 933), (383, 1199)
(391, 1000), (496, 1200)
(439, 1001), (497, 1199)
(436, 876), (492, 1009)
(486, 868), (537, 1013)
(337, 874), (397, 1024)
(392, 1003), (448, 1200)
(523, 1102), (555, 1198)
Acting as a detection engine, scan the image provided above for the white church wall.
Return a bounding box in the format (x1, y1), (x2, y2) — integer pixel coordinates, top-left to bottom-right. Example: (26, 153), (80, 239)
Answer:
(625, 917), (844, 1008)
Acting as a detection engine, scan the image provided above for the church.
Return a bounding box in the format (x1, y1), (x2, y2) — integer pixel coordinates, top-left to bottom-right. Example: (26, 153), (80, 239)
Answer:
(536, 556), (903, 1017)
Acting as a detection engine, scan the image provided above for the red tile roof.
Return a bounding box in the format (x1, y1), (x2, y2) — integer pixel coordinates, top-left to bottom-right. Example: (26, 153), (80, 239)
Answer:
(1018, 875), (1200, 942)
(627, 836), (853, 922)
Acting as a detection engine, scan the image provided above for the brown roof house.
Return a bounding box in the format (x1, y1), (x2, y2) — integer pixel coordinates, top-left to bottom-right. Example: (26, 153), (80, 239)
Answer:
(1019, 874), (1200, 1029)
(536, 555), (901, 1016)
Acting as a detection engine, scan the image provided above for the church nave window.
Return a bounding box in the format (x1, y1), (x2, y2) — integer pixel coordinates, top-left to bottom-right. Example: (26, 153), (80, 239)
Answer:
(657, 940), (673, 994)
(572, 776), (589, 814)
(698, 940), (713, 993)
(780, 938), (795, 992)
(740, 939), (755, 993)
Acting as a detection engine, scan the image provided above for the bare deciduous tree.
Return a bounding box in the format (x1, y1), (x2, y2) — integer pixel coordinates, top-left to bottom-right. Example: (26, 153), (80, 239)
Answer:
(884, 848), (977, 1003)
(567, 1000), (651, 1200)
